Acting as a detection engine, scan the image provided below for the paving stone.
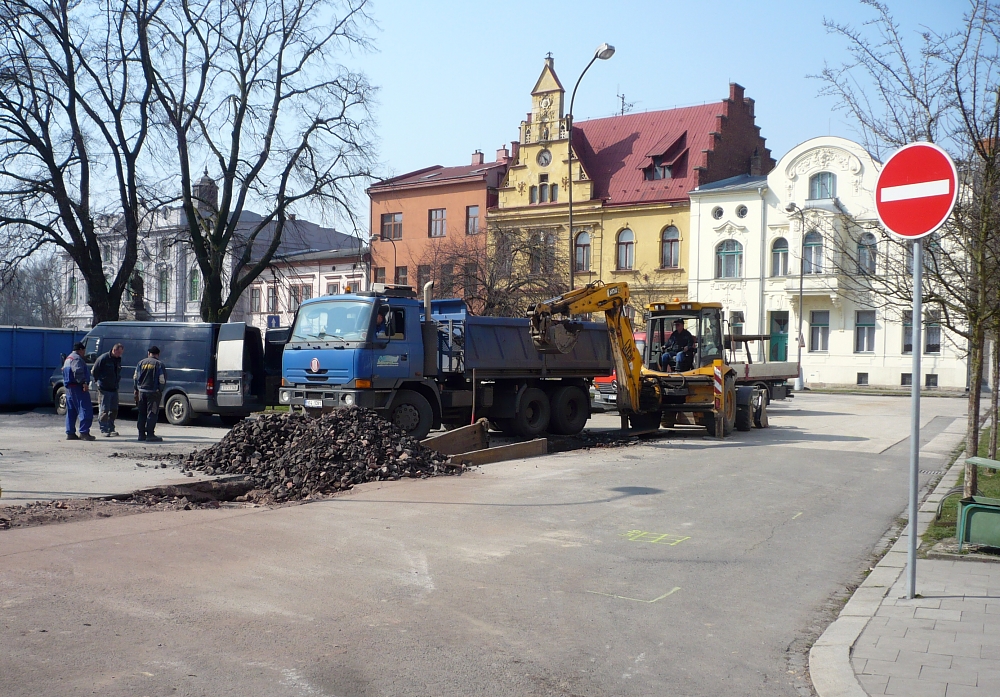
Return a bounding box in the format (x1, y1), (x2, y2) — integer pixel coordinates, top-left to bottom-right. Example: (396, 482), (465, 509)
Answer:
(944, 684), (998, 696)
(852, 657), (867, 673)
(877, 635), (931, 653)
(877, 605), (918, 620)
(859, 658), (920, 678)
(916, 608), (964, 622)
(917, 665), (978, 686)
(904, 628), (958, 644)
(858, 673), (889, 695)
(979, 644), (1000, 660)
(897, 598), (944, 609)
(927, 638), (989, 659)
(890, 650), (952, 670)
(941, 599), (987, 613)
(852, 643), (900, 662)
(884, 675), (946, 696)
(933, 620), (984, 635)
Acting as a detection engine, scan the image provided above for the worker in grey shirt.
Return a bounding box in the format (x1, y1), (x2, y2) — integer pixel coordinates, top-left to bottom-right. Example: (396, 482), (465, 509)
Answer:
(133, 346), (166, 442)
(92, 342), (124, 436)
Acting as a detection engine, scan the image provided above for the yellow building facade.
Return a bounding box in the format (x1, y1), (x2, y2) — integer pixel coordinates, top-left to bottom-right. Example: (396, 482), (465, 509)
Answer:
(490, 57), (773, 315)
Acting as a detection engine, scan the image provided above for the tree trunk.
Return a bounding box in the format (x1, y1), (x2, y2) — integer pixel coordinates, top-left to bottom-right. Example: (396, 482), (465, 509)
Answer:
(965, 325), (986, 497)
(990, 332), (999, 460)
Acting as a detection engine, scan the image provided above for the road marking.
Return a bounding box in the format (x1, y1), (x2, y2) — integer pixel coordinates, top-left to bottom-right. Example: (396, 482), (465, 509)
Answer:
(587, 587), (681, 603)
(792, 512), (803, 520)
(879, 179), (950, 202)
(621, 530), (690, 545)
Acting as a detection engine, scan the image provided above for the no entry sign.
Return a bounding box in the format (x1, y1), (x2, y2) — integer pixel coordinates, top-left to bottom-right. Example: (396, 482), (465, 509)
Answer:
(875, 142), (958, 240)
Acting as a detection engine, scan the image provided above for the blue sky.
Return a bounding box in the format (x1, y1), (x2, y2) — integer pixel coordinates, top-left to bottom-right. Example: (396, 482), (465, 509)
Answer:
(356, 0), (963, 176)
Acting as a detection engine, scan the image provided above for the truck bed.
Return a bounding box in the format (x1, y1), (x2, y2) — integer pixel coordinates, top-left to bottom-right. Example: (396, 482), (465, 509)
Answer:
(732, 361), (799, 381)
(461, 317), (613, 378)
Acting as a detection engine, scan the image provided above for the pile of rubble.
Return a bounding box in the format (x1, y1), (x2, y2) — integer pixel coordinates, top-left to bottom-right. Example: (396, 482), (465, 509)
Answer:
(183, 408), (460, 501)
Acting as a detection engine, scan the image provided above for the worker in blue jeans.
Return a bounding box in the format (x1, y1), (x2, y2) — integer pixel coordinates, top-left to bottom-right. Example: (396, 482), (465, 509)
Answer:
(63, 341), (95, 441)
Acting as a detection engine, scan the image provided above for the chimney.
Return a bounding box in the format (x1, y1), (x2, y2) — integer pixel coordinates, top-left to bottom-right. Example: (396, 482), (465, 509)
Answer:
(749, 148), (762, 177)
(472, 150), (484, 165)
(496, 145), (510, 163)
(510, 141), (520, 164)
(289, 213), (297, 221)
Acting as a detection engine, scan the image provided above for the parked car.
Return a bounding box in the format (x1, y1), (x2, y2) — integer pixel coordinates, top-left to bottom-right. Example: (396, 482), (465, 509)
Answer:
(590, 332), (645, 413)
(50, 321), (267, 425)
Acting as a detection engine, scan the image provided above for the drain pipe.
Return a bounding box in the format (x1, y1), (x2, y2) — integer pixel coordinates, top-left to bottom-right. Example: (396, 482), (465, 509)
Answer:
(757, 185), (767, 362)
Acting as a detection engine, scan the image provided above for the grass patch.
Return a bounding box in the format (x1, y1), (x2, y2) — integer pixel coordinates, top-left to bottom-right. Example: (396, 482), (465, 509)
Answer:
(264, 405), (290, 412)
(923, 427), (1000, 545)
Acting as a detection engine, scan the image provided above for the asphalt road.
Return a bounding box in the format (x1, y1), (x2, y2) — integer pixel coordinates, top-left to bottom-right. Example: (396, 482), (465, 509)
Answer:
(0, 393), (967, 697)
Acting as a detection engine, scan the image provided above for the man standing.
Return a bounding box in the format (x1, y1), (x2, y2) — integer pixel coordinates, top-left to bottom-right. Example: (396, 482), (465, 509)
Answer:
(133, 346), (166, 442)
(92, 343), (124, 437)
(63, 341), (95, 441)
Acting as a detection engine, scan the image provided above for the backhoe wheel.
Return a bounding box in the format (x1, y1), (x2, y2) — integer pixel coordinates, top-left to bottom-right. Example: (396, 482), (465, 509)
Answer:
(387, 390), (433, 440)
(628, 411), (661, 431)
(512, 388), (550, 437)
(722, 376), (737, 436)
(548, 385), (589, 435)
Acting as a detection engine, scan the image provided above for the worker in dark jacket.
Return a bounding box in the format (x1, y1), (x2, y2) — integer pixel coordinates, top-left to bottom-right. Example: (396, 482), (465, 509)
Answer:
(62, 341), (95, 441)
(92, 343), (124, 437)
(133, 346), (166, 442)
(659, 319), (696, 372)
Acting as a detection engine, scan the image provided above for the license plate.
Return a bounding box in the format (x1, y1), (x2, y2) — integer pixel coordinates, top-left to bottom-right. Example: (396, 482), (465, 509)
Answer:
(219, 383), (240, 392)
(604, 395), (617, 402)
(304, 399), (323, 408)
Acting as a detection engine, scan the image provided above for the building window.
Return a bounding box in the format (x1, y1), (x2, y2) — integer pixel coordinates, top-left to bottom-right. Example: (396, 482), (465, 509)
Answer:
(901, 373), (913, 386)
(440, 264), (454, 295)
(67, 276), (77, 305)
(529, 186), (538, 204)
(575, 231), (591, 272)
(644, 155), (672, 181)
(428, 208), (446, 237)
(157, 269), (169, 303)
(925, 374), (938, 388)
(729, 311), (745, 336)
(531, 231), (556, 274)
(715, 239), (743, 278)
(855, 310), (876, 353)
(189, 270), (200, 301)
(325, 282), (339, 296)
(857, 232), (877, 274)
(809, 310), (830, 351)
(374, 267), (386, 284)
(711, 206), (723, 220)
(808, 172), (836, 200)
(250, 287), (261, 313)
(857, 372), (869, 386)
(266, 286), (277, 312)
(736, 205), (748, 219)
(661, 226), (680, 269)
(903, 311), (913, 354)
(466, 206), (480, 235)
(616, 229), (635, 270)
(925, 310), (941, 354)
(289, 286), (300, 311)
(803, 231), (824, 274)
(539, 183), (549, 203)
(395, 266), (408, 286)
(381, 212), (402, 240)
(771, 237), (789, 276)
(550, 184), (558, 202)
(417, 265), (431, 290)
(463, 263), (477, 298)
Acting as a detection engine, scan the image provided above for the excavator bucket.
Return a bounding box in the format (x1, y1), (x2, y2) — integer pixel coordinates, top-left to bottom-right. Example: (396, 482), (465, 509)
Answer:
(530, 320), (582, 354)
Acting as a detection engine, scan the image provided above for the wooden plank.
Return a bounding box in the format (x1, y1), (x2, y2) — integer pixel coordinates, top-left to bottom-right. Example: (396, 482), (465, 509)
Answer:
(966, 456), (1000, 471)
(421, 419), (489, 455)
(451, 438), (548, 466)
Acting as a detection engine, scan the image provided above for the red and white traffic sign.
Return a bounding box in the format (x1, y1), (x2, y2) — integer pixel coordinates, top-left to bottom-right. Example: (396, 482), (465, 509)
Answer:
(875, 142), (958, 240)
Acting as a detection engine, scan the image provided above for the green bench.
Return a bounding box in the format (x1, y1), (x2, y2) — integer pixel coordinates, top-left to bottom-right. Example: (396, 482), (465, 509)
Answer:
(957, 457), (1000, 552)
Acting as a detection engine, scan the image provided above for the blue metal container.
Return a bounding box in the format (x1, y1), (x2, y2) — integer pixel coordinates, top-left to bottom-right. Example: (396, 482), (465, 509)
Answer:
(0, 326), (88, 407)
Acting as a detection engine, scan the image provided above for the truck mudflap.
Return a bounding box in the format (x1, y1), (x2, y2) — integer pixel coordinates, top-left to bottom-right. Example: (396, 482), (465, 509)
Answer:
(216, 323), (246, 407)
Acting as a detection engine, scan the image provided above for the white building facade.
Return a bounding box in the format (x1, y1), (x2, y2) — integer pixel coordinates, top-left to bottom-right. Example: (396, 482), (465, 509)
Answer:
(688, 136), (968, 390)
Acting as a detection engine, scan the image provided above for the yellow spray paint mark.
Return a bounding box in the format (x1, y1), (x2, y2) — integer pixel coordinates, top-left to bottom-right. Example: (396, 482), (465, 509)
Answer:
(621, 530), (690, 545)
(792, 512), (803, 520)
(587, 587), (681, 603)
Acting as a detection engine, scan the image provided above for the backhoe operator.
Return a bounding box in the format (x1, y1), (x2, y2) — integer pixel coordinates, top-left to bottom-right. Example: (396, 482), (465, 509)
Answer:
(659, 319), (695, 372)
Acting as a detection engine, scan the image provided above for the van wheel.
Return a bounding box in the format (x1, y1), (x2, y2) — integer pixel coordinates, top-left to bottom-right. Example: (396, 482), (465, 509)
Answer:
(388, 390), (433, 440)
(548, 385), (589, 435)
(165, 393), (193, 425)
(512, 388), (550, 437)
(55, 387), (67, 415)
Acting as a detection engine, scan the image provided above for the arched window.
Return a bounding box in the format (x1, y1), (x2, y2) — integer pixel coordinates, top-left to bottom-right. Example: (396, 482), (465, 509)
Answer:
(660, 226), (679, 268)
(158, 268), (170, 303)
(189, 269), (201, 301)
(715, 239), (743, 279)
(808, 172), (836, 200)
(803, 231), (824, 274)
(616, 229), (635, 270)
(550, 184), (558, 202)
(771, 237), (789, 276)
(575, 231), (591, 272)
(539, 183), (549, 203)
(857, 232), (877, 274)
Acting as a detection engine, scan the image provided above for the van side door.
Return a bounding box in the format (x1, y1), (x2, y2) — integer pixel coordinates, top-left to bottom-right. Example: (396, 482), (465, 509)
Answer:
(216, 322), (246, 406)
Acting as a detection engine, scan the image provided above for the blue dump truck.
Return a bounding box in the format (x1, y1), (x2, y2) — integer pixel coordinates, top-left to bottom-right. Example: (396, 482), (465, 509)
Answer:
(277, 284), (613, 439)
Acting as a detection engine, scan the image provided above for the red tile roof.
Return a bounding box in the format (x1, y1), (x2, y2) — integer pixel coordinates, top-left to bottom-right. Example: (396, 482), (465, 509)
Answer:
(370, 160), (507, 192)
(572, 84), (772, 206)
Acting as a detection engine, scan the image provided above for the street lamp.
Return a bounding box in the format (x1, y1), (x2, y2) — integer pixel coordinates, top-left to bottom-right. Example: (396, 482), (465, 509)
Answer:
(785, 202), (806, 391)
(370, 233), (397, 285)
(567, 43), (615, 292)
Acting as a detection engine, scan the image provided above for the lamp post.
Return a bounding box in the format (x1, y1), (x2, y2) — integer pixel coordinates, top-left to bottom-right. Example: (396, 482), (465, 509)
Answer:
(370, 233), (397, 285)
(567, 43), (615, 292)
(785, 202), (806, 391)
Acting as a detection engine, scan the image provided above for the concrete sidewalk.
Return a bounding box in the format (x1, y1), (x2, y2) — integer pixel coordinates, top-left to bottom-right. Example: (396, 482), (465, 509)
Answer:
(810, 418), (1000, 697)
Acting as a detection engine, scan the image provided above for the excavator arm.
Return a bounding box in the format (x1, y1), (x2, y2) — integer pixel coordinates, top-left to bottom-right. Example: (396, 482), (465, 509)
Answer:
(527, 282), (645, 413)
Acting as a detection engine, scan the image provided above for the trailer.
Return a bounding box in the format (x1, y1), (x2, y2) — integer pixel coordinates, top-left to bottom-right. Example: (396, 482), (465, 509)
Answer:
(725, 334), (798, 401)
(277, 283), (614, 439)
(1, 326), (88, 408)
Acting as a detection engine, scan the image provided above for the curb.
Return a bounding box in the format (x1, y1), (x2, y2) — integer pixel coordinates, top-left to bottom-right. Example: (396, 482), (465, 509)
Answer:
(808, 420), (966, 697)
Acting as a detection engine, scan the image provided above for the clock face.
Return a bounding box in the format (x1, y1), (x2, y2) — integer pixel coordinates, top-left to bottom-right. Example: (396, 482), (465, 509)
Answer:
(537, 149), (552, 167)
(540, 96), (551, 109)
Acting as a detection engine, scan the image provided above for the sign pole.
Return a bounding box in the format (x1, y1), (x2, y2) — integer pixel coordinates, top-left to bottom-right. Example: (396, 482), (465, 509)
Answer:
(907, 240), (922, 599)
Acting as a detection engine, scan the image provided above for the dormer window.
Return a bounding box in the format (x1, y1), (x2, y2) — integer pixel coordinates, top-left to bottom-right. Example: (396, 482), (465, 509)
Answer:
(808, 172), (836, 200)
(644, 156), (672, 181)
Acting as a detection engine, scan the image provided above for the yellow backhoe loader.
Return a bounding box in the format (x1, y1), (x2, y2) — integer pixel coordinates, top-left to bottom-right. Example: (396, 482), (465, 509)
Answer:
(528, 281), (767, 436)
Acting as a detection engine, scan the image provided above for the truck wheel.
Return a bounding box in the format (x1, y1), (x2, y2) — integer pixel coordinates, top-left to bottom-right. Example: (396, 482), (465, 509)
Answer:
(165, 393), (193, 425)
(512, 388), (550, 437)
(55, 386), (67, 415)
(548, 385), (589, 435)
(754, 400), (769, 428)
(388, 390), (433, 440)
(735, 404), (753, 432)
(628, 411), (661, 431)
(753, 382), (771, 405)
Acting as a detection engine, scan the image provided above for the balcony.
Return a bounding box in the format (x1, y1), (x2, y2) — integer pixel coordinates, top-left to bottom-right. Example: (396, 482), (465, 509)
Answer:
(783, 273), (842, 298)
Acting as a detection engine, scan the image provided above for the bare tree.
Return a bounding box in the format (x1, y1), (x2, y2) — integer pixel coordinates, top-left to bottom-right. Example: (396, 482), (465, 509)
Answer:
(819, 0), (1000, 494)
(0, 0), (156, 324)
(0, 253), (63, 326)
(135, 0), (377, 322)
